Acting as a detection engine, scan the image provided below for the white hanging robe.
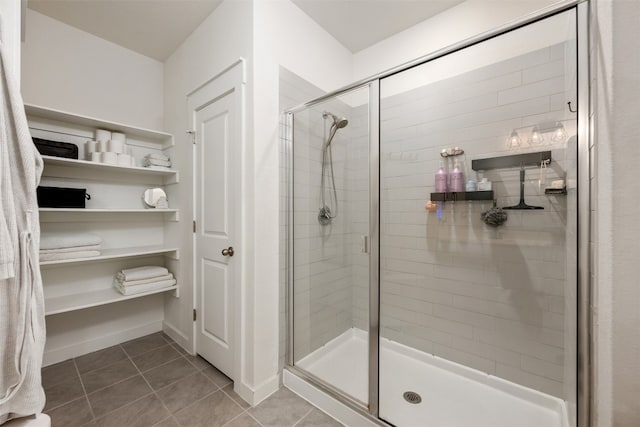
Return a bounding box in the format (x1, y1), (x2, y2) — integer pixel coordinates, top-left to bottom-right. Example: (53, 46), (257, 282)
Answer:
(0, 33), (46, 424)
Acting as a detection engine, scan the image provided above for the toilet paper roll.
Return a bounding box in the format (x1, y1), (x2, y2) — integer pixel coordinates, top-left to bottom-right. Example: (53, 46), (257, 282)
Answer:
(117, 154), (131, 166)
(102, 152), (117, 165)
(85, 140), (97, 160)
(130, 157), (137, 167)
(111, 132), (126, 142)
(90, 152), (103, 163)
(97, 140), (109, 152)
(108, 139), (125, 154)
(95, 129), (111, 142)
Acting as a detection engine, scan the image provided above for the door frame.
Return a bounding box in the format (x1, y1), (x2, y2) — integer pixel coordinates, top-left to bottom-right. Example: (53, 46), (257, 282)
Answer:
(188, 58), (246, 387)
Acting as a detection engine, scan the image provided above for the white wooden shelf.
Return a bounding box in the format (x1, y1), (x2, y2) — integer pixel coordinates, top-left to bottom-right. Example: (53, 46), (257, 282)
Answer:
(39, 208), (179, 222)
(40, 246), (179, 267)
(42, 155), (179, 184)
(25, 104), (173, 150)
(45, 285), (178, 316)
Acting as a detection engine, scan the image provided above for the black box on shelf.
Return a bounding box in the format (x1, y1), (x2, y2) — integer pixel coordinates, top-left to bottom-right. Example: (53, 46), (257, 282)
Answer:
(33, 137), (79, 159)
(37, 186), (90, 208)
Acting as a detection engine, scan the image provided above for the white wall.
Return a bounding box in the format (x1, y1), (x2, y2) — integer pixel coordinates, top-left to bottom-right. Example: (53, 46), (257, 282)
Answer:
(592, 1), (640, 426)
(353, 0), (559, 80)
(0, 0), (22, 84)
(252, 0), (352, 399)
(161, 0), (255, 400)
(21, 9), (163, 130)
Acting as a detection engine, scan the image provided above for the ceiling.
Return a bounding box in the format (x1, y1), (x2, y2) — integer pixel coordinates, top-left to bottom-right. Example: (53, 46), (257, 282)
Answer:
(27, 0), (224, 61)
(28, 0), (466, 61)
(292, 0), (466, 52)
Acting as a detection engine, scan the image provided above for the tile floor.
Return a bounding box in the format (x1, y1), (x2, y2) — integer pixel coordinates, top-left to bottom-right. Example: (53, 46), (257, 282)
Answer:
(42, 332), (343, 427)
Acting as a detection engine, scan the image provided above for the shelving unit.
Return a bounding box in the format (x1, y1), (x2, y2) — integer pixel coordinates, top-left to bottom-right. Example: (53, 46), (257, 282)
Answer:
(26, 104), (181, 318)
(41, 155), (179, 185)
(45, 286), (179, 316)
(40, 246), (179, 266)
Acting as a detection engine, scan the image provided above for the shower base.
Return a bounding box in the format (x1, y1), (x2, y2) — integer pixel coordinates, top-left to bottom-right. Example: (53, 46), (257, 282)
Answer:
(295, 328), (569, 427)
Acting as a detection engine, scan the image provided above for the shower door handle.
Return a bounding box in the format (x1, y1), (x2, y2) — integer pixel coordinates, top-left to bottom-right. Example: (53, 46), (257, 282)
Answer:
(221, 246), (234, 257)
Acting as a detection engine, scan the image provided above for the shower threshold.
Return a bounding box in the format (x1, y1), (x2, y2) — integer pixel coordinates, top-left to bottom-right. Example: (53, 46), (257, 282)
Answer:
(295, 328), (569, 427)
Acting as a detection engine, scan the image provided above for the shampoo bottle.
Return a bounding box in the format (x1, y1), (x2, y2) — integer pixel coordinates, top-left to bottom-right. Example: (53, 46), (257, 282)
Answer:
(435, 162), (448, 192)
(450, 160), (464, 192)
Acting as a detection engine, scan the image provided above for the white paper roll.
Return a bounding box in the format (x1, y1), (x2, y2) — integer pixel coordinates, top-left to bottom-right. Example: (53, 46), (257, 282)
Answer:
(90, 152), (103, 163)
(85, 140), (97, 160)
(108, 139), (125, 154)
(97, 140), (109, 152)
(117, 154), (131, 166)
(102, 152), (117, 164)
(95, 129), (111, 142)
(111, 132), (126, 142)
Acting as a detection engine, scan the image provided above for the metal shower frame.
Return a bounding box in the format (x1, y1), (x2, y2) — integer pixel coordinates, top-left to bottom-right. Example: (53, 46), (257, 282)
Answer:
(283, 0), (592, 425)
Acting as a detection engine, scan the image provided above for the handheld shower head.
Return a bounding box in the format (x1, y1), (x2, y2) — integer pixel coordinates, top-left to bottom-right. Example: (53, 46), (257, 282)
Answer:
(323, 111), (349, 129)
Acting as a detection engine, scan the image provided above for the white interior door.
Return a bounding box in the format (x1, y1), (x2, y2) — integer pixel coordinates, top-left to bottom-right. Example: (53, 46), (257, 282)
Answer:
(192, 64), (243, 379)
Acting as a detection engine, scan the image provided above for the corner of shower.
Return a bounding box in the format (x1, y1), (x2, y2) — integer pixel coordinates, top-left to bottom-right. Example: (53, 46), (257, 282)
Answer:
(281, 3), (590, 427)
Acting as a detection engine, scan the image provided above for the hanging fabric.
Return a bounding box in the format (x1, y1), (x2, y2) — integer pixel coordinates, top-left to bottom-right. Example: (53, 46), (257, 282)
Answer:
(0, 25), (46, 425)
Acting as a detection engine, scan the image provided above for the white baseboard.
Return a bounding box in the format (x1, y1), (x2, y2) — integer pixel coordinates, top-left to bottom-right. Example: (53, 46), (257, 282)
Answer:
(234, 373), (281, 407)
(43, 320), (163, 366)
(283, 370), (381, 427)
(162, 320), (191, 353)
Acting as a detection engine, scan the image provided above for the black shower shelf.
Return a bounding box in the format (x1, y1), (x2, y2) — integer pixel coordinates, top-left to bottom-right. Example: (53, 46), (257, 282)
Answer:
(472, 151), (552, 171)
(430, 191), (494, 202)
(545, 187), (567, 195)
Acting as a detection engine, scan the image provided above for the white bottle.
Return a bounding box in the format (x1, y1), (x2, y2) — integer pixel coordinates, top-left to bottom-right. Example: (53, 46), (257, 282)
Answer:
(478, 178), (492, 191)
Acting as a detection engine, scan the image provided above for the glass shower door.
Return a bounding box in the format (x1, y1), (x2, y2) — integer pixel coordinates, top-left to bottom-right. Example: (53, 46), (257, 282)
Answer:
(378, 9), (578, 427)
(290, 84), (371, 405)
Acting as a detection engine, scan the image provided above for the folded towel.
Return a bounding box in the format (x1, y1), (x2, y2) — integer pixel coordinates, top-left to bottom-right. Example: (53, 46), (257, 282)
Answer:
(143, 158), (171, 167)
(114, 279), (176, 296)
(118, 273), (174, 287)
(40, 250), (101, 261)
(40, 233), (102, 250)
(40, 244), (102, 254)
(117, 265), (169, 282)
(145, 153), (170, 162)
(143, 165), (172, 170)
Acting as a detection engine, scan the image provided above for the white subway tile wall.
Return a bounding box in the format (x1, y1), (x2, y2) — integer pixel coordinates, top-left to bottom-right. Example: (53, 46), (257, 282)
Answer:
(279, 40), (577, 403)
(375, 42), (577, 398)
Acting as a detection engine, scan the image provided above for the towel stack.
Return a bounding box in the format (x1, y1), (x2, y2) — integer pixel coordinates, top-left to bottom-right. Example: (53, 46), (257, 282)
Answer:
(115, 265), (176, 296)
(143, 153), (171, 169)
(40, 233), (102, 261)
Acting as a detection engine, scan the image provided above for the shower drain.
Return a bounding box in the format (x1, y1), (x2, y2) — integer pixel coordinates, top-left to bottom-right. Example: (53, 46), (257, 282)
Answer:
(403, 391), (422, 404)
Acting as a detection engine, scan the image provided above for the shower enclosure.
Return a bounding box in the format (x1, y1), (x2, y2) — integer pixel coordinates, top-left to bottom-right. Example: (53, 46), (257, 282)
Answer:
(284, 3), (589, 427)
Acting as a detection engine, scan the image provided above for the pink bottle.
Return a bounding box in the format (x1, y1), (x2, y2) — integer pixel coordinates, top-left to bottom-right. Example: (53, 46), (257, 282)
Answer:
(450, 160), (464, 192)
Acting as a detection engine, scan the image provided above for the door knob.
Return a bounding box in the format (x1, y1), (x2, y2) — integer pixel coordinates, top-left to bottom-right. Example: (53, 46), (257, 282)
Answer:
(221, 246), (234, 257)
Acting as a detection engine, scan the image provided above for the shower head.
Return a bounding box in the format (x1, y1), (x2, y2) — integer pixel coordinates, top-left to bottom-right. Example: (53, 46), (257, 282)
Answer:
(323, 111), (349, 129)
(333, 116), (349, 129)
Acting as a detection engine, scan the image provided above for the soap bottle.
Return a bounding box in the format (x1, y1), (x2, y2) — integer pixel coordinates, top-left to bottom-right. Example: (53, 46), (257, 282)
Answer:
(478, 177), (492, 191)
(450, 160), (464, 192)
(435, 162), (448, 192)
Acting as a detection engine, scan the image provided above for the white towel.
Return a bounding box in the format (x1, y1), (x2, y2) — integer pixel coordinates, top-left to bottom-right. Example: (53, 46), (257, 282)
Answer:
(39, 244), (101, 254)
(117, 266), (169, 282)
(117, 273), (173, 287)
(143, 158), (171, 167)
(40, 233), (102, 250)
(145, 153), (170, 162)
(0, 37), (47, 423)
(143, 165), (172, 170)
(39, 251), (100, 261)
(114, 279), (176, 296)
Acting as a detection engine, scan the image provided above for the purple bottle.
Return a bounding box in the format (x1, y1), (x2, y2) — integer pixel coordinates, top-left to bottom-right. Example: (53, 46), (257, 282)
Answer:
(450, 160), (464, 192)
(435, 163), (448, 192)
